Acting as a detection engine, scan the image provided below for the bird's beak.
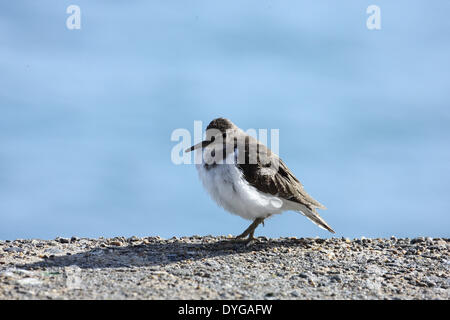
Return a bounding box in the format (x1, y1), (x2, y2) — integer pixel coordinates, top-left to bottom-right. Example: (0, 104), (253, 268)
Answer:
(185, 140), (212, 153)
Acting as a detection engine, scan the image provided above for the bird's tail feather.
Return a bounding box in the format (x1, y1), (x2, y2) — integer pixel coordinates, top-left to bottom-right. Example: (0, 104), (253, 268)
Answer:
(296, 205), (335, 233)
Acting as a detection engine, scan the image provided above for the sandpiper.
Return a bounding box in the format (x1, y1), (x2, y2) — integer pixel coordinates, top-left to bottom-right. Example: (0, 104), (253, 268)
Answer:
(186, 118), (334, 241)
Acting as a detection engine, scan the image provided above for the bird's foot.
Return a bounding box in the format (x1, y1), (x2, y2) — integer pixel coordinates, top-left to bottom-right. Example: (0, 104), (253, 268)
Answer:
(245, 237), (260, 247)
(230, 237), (258, 246)
(231, 231), (258, 245)
(230, 235), (251, 243)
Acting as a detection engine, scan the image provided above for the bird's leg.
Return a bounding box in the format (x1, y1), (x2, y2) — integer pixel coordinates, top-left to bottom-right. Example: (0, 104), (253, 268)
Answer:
(234, 218), (264, 241)
(235, 218), (262, 239)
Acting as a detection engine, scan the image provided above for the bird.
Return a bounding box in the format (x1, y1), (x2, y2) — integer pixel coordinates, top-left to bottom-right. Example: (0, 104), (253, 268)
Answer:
(185, 117), (334, 241)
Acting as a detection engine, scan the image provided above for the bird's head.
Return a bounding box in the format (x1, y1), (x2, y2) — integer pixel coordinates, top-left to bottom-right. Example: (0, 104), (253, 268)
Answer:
(185, 118), (237, 152)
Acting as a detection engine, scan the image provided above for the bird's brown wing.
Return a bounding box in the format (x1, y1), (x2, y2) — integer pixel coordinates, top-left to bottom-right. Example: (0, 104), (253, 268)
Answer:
(235, 137), (325, 210)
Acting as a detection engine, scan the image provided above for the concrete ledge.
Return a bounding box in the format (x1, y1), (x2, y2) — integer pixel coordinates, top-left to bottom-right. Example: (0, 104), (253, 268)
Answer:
(0, 236), (448, 299)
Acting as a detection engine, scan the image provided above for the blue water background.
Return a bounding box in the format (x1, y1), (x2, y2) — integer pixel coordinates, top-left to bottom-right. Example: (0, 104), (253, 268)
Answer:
(1, 1), (449, 239)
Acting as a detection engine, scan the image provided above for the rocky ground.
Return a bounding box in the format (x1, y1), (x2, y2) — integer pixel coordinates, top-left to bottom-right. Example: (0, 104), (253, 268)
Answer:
(0, 236), (448, 299)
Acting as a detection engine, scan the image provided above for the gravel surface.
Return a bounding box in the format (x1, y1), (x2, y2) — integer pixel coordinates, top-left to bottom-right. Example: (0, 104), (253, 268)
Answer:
(0, 236), (448, 299)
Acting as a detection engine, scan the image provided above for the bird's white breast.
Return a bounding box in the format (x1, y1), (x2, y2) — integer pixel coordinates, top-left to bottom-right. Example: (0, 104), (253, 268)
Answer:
(196, 149), (285, 221)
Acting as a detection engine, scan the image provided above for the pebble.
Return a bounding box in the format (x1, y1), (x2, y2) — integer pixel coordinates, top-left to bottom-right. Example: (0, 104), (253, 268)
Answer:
(290, 290), (300, 297)
(56, 237), (70, 244)
(330, 275), (342, 283)
(299, 272), (310, 279)
(4, 247), (24, 253)
(44, 248), (65, 255)
(17, 278), (42, 286)
(411, 237), (425, 244)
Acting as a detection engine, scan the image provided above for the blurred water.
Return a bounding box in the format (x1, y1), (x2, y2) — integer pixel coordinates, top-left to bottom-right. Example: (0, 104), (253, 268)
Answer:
(0, 1), (449, 239)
